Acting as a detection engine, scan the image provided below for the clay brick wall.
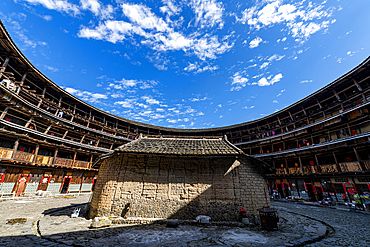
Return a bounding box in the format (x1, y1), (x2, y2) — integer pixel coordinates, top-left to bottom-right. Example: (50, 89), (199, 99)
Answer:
(89, 154), (270, 221)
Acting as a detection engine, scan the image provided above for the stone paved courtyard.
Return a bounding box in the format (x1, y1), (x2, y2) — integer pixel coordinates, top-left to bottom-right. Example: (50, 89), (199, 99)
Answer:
(0, 194), (369, 246)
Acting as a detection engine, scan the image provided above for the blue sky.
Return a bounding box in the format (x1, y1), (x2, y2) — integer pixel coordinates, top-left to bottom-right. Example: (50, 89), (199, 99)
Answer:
(1, 0), (370, 129)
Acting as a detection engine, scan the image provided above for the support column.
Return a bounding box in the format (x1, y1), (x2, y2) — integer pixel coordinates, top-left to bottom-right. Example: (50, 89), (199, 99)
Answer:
(44, 124), (52, 134)
(20, 72), (27, 86)
(52, 148), (58, 165)
(353, 147), (366, 171)
(0, 106), (9, 119)
(1, 56), (10, 68)
(32, 144), (40, 163)
(72, 152), (77, 168)
(89, 155), (94, 169)
(24, 117), (34, 128)
(298, 156), (304, 175)
(11, 137), (20, 159)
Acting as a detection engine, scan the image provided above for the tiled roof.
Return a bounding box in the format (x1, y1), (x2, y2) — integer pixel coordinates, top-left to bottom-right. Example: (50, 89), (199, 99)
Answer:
(115, 137), (243, 156)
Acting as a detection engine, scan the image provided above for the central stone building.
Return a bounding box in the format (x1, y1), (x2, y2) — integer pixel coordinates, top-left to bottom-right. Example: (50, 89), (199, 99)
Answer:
(89, 136), (274, 221)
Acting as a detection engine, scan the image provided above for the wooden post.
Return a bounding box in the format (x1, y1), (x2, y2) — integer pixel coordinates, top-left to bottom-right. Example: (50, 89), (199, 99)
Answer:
(58, 95), (62, 107)
(353, 147), (366, 171)
(0, 106), (9, 119)
(288, 111), (294, 121)
(52, 148), (58, 165)
(11, 138), (20, 159)
(72, 152), (77, 168)
(32, 144), (39, 163)
(62, 130), (68, 139)
(42, 86), (47, 98)
(298, 156), (304, 175)
(20, 72), (27, 86)
(2, 57), (10, 68)
(24, 117), (34, 128)
(44, 124), (52, 134)
(316, 99), (322, 109)
(89, 154), (94, 168)
(80, 135), (85, 143)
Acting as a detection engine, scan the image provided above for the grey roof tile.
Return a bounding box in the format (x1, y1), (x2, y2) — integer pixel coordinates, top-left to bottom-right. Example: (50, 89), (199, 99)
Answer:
(115, 137), (243, 156)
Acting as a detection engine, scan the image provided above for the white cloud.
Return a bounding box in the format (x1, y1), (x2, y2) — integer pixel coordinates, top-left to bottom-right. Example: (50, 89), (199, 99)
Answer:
(273, 100), (278, 103)
(249, 36), (263, 49)
(80, 0), (114, 19)
(230, 72), (249, 91)
(276, 89), (286, 97)
(65, 87), (108, 103)
(44, 65), (58, 72)
(252, 73), (283, 86)
(189, 0), (225, 28)
(184, 62), (218, 73)
(300, 80), (312, 84)
(141, 96), (160, 105)
(78, 3), (233, 61)
(268, 54), (285, 62)
(160, 0), (181, 16)
(236, 0), (336, 42)
(107, 78), (158, 90)
(260, 62), (269, 69)
(114, 98), (136, 108)
(20, 0), (80, 16)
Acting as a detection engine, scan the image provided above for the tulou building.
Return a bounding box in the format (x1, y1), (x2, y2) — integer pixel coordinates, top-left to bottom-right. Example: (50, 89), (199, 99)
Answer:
(89, 136), (273, 220)
(0, 19), (369, 209)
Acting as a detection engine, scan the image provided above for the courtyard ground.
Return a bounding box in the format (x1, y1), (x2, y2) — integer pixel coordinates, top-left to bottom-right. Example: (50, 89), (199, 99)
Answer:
(0, 194), (368, 246)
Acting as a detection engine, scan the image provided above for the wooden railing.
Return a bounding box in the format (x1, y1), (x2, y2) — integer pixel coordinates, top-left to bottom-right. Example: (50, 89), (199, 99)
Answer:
(339, 161), (362, 172)
(288, 167), (301, 175)
(74, 160), (91, 169)
(276, 168), (286, 175)
(35, 155), (53, 165)
(54, 157), (73, 167)
(14, 151), (34, 162)
(362, 160), (370, 171)
(303, 166), (317, 174)
(319, 164), (338, 173)
(0, 147), (13, 159)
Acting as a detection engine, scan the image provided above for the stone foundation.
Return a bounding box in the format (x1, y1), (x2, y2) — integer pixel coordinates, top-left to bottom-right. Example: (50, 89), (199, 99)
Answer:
(89, 154), (270, 221)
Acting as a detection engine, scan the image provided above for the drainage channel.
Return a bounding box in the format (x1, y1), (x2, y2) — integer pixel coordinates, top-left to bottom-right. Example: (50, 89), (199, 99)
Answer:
(278, 208), (336, 247)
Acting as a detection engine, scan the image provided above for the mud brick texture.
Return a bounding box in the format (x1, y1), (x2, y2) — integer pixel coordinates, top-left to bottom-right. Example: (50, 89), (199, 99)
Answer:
(89, 138), (271, 221)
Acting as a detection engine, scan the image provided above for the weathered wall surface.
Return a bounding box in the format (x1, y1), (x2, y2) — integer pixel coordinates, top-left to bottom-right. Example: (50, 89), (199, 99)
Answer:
(89, 154), (269, 221)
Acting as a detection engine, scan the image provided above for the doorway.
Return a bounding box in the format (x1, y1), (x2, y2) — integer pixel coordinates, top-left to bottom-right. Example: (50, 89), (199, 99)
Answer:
(61, 177), (71, 193)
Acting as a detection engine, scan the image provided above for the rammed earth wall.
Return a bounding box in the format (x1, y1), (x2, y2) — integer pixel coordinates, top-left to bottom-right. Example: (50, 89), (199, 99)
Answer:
(89, 154), (269, 221)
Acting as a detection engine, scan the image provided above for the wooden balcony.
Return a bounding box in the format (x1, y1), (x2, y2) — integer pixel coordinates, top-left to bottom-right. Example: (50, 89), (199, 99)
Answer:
(54, 157), (73, 167)
(319, 164), (338, 173)
(14, 151), (34, 163)
(35, 155), (53, 165)
(74, 160), (91, 169)
(362, 160), (370, 171)
(303, 166), (317, 174)
(0, 147), (13, 159)
(339, 161), (362, 172)
(276, 168), (287, 175)
(288, 167), (301, 175)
